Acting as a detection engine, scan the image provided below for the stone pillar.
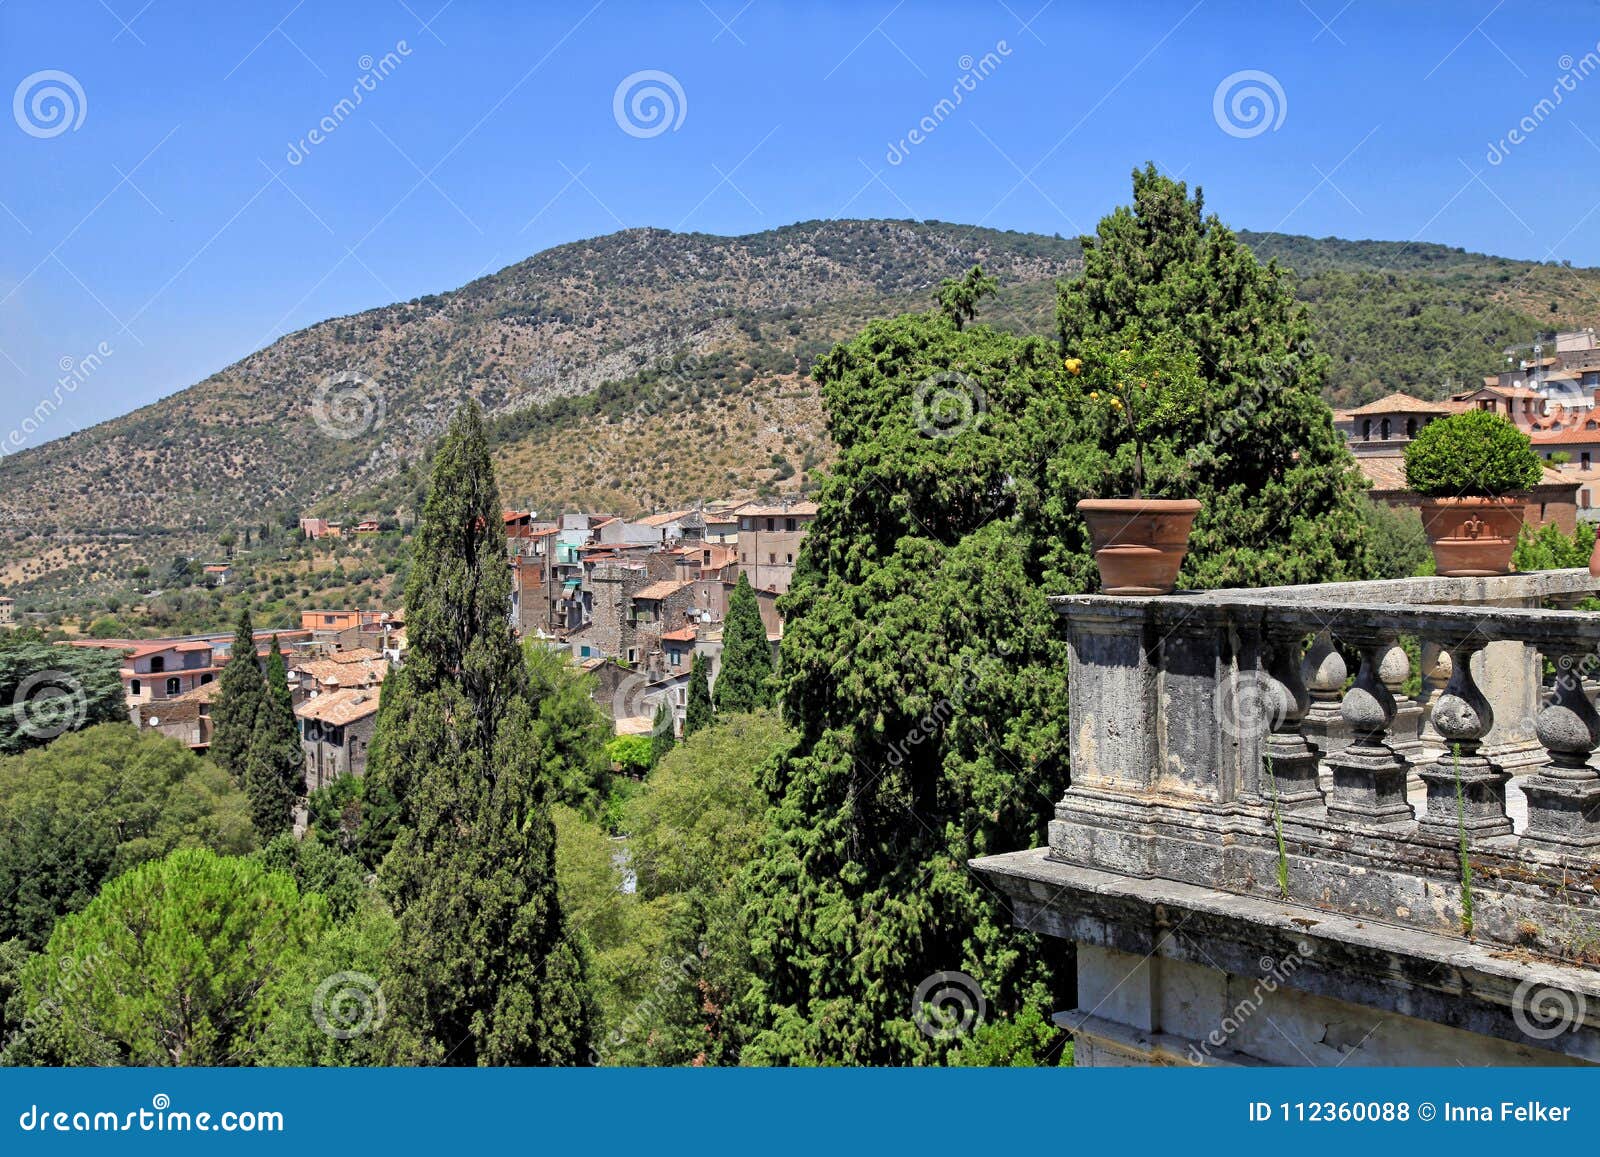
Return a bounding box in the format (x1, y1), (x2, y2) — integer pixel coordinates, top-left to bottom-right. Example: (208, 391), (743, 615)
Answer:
(1325, 629), (1414, 827)
(1416, 637), (1512, 840)
(1523, 647), (1600, 852)
(1380, 642), (1424, 768)
(1300, 630), (1349, 762)
(1261, 626), (1322, 811)
(1476, 640), (1547, 773)
(1419, 642), (1450, 747)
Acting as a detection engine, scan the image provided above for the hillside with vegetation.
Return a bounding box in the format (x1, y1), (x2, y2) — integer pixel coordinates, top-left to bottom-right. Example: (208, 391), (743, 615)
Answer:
(2, 214), (1598, 629)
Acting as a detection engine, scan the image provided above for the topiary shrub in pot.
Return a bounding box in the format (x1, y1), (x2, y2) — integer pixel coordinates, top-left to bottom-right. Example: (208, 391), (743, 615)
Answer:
(1403, 409), (1543, 577)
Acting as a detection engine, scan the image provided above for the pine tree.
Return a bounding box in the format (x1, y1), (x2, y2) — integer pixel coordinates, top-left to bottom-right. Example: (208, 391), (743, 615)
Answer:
(712, 573), (773, 714)
(243, 636), (302, 840)
(650, 698), (676, 766)
(366, 402), (593, 1065)
(210, 609), (262, 782)
(683, 652), (713, 738)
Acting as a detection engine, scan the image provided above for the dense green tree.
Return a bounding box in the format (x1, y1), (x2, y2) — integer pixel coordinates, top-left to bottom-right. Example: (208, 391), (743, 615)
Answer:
(935, 264), (998, 331)
(243, 637), (301, 840)
(10, 848), (323, 1065)
(743, 170), (1376, 1065)
(1514, 520), (1597, 572)
(1057, 163), (1374, 588)
(605, 734), (654, 775)
(255, 894), (397, 1066)
(0, 726), (254, 950)
(650, 700), (676, 765)
(683, 653), (713, 738)
(1357, 496), (1430, 580)
(210, 609), (262, 781)
(616, 711), (792, 1065)
(0, 640), (124, 756)
(713, 573), (773, 713)
(524, 642), (611, 811)
(365, 402), (593, 1065)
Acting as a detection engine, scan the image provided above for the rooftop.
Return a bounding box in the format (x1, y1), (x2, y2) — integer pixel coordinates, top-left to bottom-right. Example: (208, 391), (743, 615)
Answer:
(295, 687), (381, 726)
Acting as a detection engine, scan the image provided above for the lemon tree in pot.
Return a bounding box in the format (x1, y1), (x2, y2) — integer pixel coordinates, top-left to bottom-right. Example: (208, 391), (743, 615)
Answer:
(1402, 409), (1542, 577)
(1074, 344), (1205, 595)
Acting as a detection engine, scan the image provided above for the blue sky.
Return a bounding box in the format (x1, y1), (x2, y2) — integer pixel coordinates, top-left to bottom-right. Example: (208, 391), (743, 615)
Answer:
(2, 0), (1599, 449)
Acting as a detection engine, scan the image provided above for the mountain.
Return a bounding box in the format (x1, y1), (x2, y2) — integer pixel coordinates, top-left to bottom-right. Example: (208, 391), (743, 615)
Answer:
(2, 217), (1598, 606)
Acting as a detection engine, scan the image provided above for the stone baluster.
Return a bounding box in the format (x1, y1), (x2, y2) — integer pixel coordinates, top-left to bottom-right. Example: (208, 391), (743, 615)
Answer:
(1325, 627), (1414, 827)
(1522, 646), (1600, 852)
(1260, 627), (1323, 810)
(1379, 642), (1423, 767)
(1299, 630), (1349, 762)
(1416, 637), (1512, 840)
(1419, 643), (1451, 747)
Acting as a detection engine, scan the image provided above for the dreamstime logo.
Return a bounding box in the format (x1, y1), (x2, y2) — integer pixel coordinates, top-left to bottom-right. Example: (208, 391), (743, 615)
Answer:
(310, 371), (384, 440)
(1511, 977), (1586, 1041)
(13, 70), (87, 139)
(1188, 941), (1313, 1062)
(885, 41), (1012, 165)
(0, 340), (113, 458)
(12, 669), (88, 740)
(286, 41), (412, 166)
(613, 70), (687, 139)
(312, 971), (386, 1039)
(1486, 43), (1600, 165)
(912, 970), (986, 1041)
(1216, 669), (1289, 742)
(1212, 69), (1287, 139)
(612, 673), (674, 735)
(913, 371), (985, 438)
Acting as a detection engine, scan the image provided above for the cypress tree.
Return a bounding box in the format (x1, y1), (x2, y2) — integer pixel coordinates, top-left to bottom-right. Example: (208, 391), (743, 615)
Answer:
(712, 573), (773, 714)
(649, 698), (676, 766)
(366, 401), (593, 1065)
(244, 636), (302, 840)
(210, 609), (262, 782)
(683, 652), (713, 738)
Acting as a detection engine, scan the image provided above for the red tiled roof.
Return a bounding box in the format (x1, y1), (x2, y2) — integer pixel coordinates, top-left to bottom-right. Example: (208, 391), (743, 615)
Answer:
(633, 580), (688, 601)
(660, 626), (696, 642)
(295, 687), (382, 725)
(1342, 392), (1470, 417)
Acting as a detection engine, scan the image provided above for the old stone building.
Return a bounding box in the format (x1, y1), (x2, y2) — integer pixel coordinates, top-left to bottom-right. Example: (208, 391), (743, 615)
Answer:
(296, 687), (380, 791)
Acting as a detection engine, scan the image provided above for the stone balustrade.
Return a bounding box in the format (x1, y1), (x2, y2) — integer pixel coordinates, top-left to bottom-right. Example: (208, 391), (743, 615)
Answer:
(974, 568), (1600, 1064)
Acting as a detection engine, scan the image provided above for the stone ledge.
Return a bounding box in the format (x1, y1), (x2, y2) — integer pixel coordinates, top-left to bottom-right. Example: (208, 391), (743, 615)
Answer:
(971, 848), (1600, 1063)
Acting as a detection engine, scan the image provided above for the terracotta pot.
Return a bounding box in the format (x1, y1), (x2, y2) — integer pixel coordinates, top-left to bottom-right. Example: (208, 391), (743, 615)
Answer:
(1077, 498), (1201, 595)
(1589, 532), (1600, 579)
(1418, 496), (1527, 577)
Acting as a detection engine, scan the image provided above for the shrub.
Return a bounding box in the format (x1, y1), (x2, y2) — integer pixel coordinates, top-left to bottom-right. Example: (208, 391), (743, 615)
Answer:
(1403, 410), (1543, 497)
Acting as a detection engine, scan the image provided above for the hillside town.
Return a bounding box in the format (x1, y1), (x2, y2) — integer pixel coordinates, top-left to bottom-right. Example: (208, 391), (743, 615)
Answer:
(29, 498), (815, 792)
(1334, 327), (1600, 527)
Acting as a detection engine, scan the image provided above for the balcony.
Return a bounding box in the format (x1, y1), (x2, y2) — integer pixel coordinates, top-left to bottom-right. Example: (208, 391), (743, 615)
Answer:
(973, 568), (1600, 1066)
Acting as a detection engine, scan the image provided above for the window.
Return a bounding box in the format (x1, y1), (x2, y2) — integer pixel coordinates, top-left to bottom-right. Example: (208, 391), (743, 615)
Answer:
(786, 553), (794, 564)
(766, 518), (775, 532)
(1584, 490), (1593, 509)
(786, 518), (796, 532)
(1585, 453), (1593, 470)
(324, 614), (337, 626)
(740, 518), (752, 531)
(768, 552), (777, 564)
(164, 677), (181, 696)
(670, 649), (682, 667)
(1361, 419), (1372, 439)
(1405, 418), (1417, 438)
(627, 648), (637, 664)
(1379, 418), (1391, 440)
(200, 673), (213, 685)
(130, 679), (141, 696)
(149, 656), (165, 673)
